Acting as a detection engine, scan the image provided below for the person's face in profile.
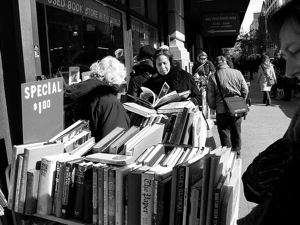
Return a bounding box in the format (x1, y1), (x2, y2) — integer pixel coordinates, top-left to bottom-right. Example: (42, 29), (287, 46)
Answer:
(156, 55), (171, 75)
(280, 18), (300, 79)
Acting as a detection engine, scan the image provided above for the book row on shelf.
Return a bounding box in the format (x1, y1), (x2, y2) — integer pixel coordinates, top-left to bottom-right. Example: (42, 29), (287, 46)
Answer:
(5, 100), (241, 225)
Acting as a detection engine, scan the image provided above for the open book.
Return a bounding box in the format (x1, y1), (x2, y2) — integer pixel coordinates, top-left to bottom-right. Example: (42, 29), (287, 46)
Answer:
(127, 82), (191, 109)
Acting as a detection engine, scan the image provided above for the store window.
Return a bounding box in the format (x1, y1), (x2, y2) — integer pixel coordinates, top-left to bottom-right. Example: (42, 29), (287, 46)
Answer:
(131, 17), (159, 57)
(129, 0), (145, 16)
(129, 0), (158, 23)
(36, 0), (123, 78)
(147, 0), (158, 23)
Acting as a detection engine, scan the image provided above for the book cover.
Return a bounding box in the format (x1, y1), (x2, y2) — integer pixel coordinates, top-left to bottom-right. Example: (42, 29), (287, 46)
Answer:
(141, 171), (156, 225)
(72, 161), (93, 220)
(52, 154), (81, 218)
(19, 142), (64, 213)
(14, 154), (24, 213)
(69, 66), (81, 85)
(109, 126), (140, 154)
(167, 111), (184, 144)
(24, 169), (40, 215)
(162, 114), (177, 144)
(127, 165), (150, 225)
(98, 164), (109, 225)
(61, 157), (85, 219)
(93, 127), (125, 153)
(7, 142), (45, 210)
(36, 153), (69, 215)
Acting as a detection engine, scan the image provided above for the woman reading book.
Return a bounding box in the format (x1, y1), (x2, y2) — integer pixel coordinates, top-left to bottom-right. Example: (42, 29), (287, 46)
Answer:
(142, 49), (202, 106)
(64, 56), (130, 142)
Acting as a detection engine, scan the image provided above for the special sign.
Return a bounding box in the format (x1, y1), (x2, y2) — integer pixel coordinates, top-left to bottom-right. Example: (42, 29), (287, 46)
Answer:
(21, 77), (64, 143)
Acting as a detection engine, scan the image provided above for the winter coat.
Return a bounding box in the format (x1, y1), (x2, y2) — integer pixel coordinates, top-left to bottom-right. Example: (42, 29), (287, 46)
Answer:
(192, 60), (215, 76)
(64, 79), (130, 142)
(143, 66), (202, 105)
(206, 63), (249, 114)
(257, 64), (277, 92)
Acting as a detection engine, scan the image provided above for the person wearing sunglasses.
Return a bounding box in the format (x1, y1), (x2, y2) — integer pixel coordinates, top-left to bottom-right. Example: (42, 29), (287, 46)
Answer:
(192, 51), (215, 88)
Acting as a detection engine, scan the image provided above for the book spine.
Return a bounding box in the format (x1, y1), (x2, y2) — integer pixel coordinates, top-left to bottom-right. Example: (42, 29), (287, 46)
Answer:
(168, 167), (178, 225)
(36, 158), (56, 215)
(7, 147), (18, 210)
(51, 161), (62, 216)
(14, 154), (23, 213)
(92, 165), (98, 225)
(24, 170), (40, 215)
(83, 180), (93, 223)
(141, 172), (155, 225)
(98, 166), (105, 225)
(108, 169), (116, 225)
(115, 170), (123, 225)
(152, 179), (159, 225)
(175, 166), (186, 225)
(72, 164), (85, 220)
(103, 167), (111, 225)
(18, 151), (29, 214)
(61, 163), (72, 219)
(188, 186), (200, 225)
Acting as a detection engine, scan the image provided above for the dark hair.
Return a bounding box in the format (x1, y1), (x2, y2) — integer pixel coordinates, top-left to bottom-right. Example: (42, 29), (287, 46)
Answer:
(154, 49), (176, 67)
(268, 0), (300, 48)
(137, 45), (156, 61)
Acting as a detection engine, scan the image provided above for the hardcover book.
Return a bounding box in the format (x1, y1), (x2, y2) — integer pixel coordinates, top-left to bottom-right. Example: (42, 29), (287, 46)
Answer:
(24, 169), (40, 215)
(141, 171), (156, 225)
(72, 161), (93, 220)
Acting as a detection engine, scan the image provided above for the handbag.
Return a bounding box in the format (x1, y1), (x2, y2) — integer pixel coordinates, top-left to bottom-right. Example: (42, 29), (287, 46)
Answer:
(215, 72), (249, 118)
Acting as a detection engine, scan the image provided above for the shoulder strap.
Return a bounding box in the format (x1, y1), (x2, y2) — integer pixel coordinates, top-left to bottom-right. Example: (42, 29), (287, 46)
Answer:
(214, 71), (226, 102)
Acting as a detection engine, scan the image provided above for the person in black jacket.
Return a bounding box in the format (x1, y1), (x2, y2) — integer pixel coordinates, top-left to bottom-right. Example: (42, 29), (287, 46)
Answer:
(64, 56), (130, 142)
(143, 49), (202, 106)
(127, 45), (157, 98)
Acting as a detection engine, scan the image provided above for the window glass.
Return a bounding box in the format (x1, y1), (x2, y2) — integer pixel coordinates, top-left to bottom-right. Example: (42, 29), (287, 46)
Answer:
(129, 0), (145, 16)
(36, 1), (123, 78)
(131, 16), (159, 57)
(147, 0), (158, 23)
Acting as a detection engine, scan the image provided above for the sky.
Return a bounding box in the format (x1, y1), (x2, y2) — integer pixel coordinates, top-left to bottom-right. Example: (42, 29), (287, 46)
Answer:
(241, 0), (263, 33)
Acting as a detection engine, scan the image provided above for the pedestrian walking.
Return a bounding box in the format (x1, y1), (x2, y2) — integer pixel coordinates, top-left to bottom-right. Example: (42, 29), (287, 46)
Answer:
(206, 56), (249, 158)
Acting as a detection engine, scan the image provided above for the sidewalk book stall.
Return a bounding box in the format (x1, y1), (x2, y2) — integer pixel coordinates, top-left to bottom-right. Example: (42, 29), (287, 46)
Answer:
(5, 78), (241, 225)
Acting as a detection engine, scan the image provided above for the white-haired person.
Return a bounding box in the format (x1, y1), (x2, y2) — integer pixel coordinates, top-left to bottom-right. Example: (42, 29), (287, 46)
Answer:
(64, 56), (130, 142)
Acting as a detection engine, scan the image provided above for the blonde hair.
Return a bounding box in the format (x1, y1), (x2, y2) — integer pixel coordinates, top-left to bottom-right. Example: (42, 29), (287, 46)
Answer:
(90, 56), (126, 87)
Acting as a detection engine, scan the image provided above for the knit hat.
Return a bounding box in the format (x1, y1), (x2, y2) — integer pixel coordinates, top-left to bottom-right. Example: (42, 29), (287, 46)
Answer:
(137, 45), (156, 61)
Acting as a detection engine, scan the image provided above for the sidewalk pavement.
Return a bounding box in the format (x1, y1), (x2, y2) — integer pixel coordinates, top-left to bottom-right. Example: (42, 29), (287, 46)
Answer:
(211, 73), (299, 220)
